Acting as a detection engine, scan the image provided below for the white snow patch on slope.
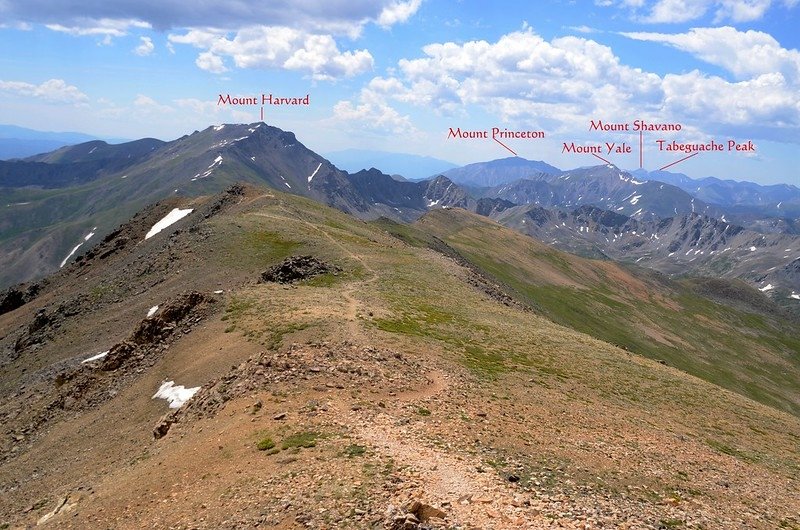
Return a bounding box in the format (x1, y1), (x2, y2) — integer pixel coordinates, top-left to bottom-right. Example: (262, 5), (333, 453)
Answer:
(60, 243), (84, 267)
(307, 162), (322, 183)
(81, 350), (109, 364)
(759, 284), (775, 292)
(145, 208), (193, 240)
(427, 199), (441, 207)
(147, 305), (159, 317)
(59, 228), (98, 268)
(213, 125), (225, 131)
(630, 195), (642, 205)
(790, 292), (800, 300)
(152, 381), (200, 409)
(749, 246), (757, 252)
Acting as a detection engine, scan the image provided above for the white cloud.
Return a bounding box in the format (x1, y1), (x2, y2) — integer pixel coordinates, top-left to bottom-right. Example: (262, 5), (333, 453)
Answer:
(0, 78), (89, 104)
(641, 0), (711, 22)
(169, 26), (373, 80)
(1, 1), (422, 36)
(134, 36), (154, 56)
(133, 94), (175, 114)
(330, 77), (416, 134)
(195, 51), (227, 73)
(621, 27), (800, 81)
(662, 70), (800, 138)
(567, 25), (600, 34)
(391, 28), (662, 129)
(355, 26), (800, 145)
(598, 0), (794, 22)
(713, 0), (772, 22)
(377, 0), (423, 27)
(45, 18), (150, 38)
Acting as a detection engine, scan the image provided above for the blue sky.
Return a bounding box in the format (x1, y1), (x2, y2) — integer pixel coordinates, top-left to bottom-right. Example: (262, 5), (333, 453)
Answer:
(1, 0), (799, 184)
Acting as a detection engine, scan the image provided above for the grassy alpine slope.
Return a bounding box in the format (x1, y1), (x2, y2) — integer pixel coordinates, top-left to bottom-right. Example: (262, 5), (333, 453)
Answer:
(413, 208), (800, 418)
(1, 188), (798, 529)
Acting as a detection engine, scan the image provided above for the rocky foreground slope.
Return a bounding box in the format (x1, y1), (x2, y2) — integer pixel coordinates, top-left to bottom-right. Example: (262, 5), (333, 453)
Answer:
(1, 185), (798, 529)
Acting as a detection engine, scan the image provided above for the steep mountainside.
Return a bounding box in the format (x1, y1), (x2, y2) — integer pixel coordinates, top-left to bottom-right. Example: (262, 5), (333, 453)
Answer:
(489, 204), (800, 307)
(480, 164), (721, 221)
(0, 123), (464, 288)
(412, 208), (800, 414)
(1, 186), (798, 529)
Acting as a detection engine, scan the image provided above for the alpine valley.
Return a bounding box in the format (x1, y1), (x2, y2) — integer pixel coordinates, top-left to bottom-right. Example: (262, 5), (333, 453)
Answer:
(1, 123), (799, 529)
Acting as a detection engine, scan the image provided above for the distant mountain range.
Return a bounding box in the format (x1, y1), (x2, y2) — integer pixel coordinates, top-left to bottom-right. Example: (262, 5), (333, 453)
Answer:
(0, 123), (469, 287)
(0, 124), (129, 160)
(1, 123), (798, 312)
(324, 149), (457, 180)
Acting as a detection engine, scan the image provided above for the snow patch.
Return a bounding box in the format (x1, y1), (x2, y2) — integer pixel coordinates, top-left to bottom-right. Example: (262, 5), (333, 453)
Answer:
(152, 381), (200, 409)
(145, 208), (193, 240)
(759, 284), (775, 292)
(307, 162), (322, 183)
(147, 305), (159, 318)
(60, 244), (83, 268)
(81, 350), (109, 363)
(213, 290), (224, 294)
(749, 246), (757, 252)
(213, 125), (225, 131)
(790, 292), (800, 300)
(427, 199), (441, 207)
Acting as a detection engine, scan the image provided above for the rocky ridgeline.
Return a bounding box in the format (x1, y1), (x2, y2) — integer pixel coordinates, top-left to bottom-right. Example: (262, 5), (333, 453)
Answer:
(0, 291), (215, 462)
(154, 340), (422, 439)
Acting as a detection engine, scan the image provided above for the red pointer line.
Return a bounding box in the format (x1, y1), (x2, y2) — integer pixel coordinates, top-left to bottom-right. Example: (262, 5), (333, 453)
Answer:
(659, 152), (698, 171)
(591, 153), (612, 165)
(639, 130), (643, 169)
(493, 137), (518, 156)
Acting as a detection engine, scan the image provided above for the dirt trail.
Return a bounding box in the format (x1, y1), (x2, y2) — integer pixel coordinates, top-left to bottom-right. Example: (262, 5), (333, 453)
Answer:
(252, 208), (379, 340)
(334, 367), (554, 530)
(249, 209), (551, 527)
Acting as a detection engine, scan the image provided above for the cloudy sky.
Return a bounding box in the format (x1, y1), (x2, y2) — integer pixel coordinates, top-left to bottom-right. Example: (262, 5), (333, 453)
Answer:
(1, 0), (798, 183)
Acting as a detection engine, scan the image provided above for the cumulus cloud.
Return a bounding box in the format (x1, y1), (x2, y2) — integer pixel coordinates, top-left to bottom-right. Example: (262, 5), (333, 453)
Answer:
(195, 51), (227, 73)
(1, 1), (421, 79)
(169, 27), (373, 80)
(134, 36), (154, 56)
(352, 26), (800, 144)
(598, 0), (794, 23)
(621, 27), (800, 81)
(332, 78), (417, 134)
(388, 28), (662, 131)
(0, 78), (89, 104)
(377, 0), (423, 27)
